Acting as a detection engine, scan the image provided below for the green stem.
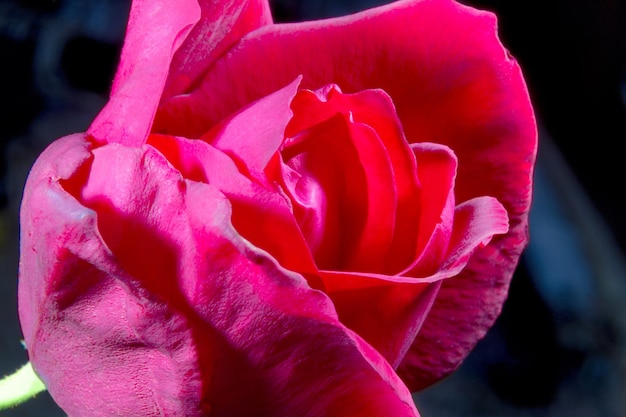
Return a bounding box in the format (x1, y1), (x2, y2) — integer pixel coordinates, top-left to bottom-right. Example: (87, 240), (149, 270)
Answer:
(0, 362), (47, 410)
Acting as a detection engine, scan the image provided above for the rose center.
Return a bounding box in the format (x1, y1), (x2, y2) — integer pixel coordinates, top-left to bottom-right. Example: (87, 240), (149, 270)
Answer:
(280, 112), (381, 273)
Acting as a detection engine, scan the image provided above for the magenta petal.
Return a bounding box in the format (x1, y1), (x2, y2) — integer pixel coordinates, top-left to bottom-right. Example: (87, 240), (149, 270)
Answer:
(318, 197), (507, 373)
(18, 134), (93, 344)
(147, 133), (320, 289)
(341, 120), (397, 273)
(201, 77), (301, 180)
(155, 0), (533, 147)
(322, 270), (440, 368)
(89, 0), (200, 146)
(19, 135), (211, 416)
(288, 86), (420, 273)
(183, 181), (421, 416)
(20, 135), (421, 416)
(442, 197), (510, 271)
(398, 196), (511, 390)
(407, 142), (458, 277)
(162, 0), (273, 99)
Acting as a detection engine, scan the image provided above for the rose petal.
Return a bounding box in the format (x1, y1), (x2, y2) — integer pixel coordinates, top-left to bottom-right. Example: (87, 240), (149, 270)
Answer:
(147, 133), (320, 289)
(288, 86), (421, 273)
(398, 196), (511, 390)
(281, 112), (397, 273)
(89, 0), (200, 146)
(155, 0), (536, 387)
(161, 0), (273, 100)
(90, 0), (272, 147)
(405, 142), (458, 277)
(318, 196), (508, 372)
(341, 120), (397, 273)
(18, 134), (93, 344)
(200, 77), (301, 182)
(19, 135), (211, 416)
(443, 197), (510, 271)
(184, 180), (421, 416)
(321, 270), (440, 368)
(20, 136), (421, 416)
(281, 114), (365, 270)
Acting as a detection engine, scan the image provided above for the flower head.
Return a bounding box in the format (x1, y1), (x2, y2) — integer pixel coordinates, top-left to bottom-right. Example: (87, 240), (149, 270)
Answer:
(18, 1), (536, 415)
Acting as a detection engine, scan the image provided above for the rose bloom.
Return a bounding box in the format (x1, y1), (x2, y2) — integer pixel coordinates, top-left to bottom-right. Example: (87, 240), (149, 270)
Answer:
(18, 0), (536, 416)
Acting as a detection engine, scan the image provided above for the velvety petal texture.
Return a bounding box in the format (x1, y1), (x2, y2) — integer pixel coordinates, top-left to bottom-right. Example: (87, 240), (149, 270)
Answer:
(18, 0), (536, 415)
(20, 133), (420, 417)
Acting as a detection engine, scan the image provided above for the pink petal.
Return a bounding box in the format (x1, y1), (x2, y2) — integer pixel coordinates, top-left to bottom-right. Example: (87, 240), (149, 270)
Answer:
(288, 86), (420, 273)
(161, 0), (273, 100)
(184, 180), (421, 416)
(200, 77), (301, 181)
(317, 197), (507, 372)
(321, 270), (441, 368)
(341, 120), (397, 273)
(20, 136), (421, 416)
(443, 197), (510, 271)
(89, 0), (200, 146)
(405, 142), (458, 278)
(90, 0), (272, 147)
(18, 134), (93, 344)
(155, 0), (536, 387)
(398, 196), (512, 390)
(281, 114), (366, 270)
(19, 135), (211, 416)
(281, 112), (397, 273)
(146, 133), (320, 289)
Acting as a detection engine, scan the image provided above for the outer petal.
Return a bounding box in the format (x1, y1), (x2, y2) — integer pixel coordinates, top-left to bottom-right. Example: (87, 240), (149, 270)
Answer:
(319, 196), (509, 370)
(156, 0), (537, 387)
(90, 0), (272, 147)
(19, 135), (421, 416)
(161, 0), (273, 100)
(18, 135), (212, 416)
(89, 0), (200, 146)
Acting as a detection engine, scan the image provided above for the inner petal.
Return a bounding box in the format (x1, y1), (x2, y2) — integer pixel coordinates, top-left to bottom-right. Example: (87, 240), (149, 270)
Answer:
(281, 117), (352, 271)
(281, 112), (398, 274)
(288, 85), (420, 274)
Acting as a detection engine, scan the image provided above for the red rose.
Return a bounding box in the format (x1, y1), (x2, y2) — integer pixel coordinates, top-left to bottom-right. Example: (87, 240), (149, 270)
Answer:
(18, 0), (536, 416)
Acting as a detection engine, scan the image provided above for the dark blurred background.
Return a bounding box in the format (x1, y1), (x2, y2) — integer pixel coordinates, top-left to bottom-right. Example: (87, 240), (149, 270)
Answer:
(1, 0), (625, 415)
